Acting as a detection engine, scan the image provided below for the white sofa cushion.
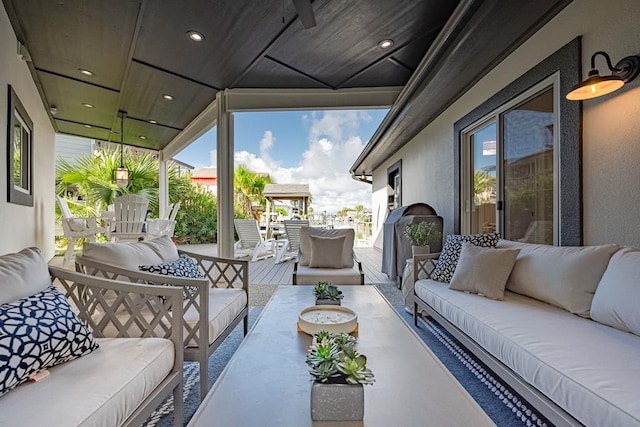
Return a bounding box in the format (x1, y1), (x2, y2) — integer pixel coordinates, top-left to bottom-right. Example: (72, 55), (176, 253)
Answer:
(591, 247), (640, 336)
(0, 247), (51, 305)
(449, 243), (520, 300)
(0, 337), (174, 427)
(294, 265), (362, 285)
(498, 240), (619, 317)
(82, 236), (179, 269)
(299, 227), (355, 268)
(415, 279), (640, 427)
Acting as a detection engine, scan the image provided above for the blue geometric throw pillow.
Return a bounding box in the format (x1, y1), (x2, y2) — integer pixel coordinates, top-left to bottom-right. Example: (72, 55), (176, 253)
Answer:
(0, 286), (99, 397)
(431, 233), (501, 283)
(139, 254), (204, 299)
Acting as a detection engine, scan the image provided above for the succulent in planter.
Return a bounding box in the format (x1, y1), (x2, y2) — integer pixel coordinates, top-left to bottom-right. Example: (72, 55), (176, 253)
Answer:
(307, 331), (374, 421)
(404, 221), (442, 256)
(313, 281), (344, 305)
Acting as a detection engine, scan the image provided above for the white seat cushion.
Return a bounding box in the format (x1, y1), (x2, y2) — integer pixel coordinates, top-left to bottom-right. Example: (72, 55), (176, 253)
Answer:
(0, 337), (174, 427)
(82, 236), (179, 269)
(415, 279), (640, 427)
(295, 265), (362, 285)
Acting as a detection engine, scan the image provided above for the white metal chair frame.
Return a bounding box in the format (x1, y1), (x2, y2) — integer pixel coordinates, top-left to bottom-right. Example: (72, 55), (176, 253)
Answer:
(275, 219), (309, 263)
(234, 219), (286, 262)
(57, 196), (104, 265)
(147, 201), (181, 239)
(107, 194), (149, 242)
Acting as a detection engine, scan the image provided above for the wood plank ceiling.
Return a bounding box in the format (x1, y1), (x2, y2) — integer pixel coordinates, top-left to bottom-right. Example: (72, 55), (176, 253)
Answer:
(2, 0), (460, 151)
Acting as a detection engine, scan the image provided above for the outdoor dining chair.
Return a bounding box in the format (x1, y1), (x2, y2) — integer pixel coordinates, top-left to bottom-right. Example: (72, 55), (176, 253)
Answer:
(106, 194), (150, 242)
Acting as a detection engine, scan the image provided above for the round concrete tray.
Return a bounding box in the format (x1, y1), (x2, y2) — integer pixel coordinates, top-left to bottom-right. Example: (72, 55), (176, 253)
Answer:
(298, 305), (358, 335)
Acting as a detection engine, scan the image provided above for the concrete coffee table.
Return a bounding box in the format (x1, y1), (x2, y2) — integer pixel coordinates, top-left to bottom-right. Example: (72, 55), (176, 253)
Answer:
(188, 285), (495, 427)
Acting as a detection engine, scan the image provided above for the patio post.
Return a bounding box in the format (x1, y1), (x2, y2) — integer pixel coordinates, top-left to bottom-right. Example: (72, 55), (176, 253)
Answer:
(158, 155), (168, 219)
(217, 90), (235, 257)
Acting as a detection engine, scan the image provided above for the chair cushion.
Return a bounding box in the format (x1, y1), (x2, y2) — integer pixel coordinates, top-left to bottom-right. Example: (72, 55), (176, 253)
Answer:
(299, 227), (354, 268)
(498, 240), (619, 317)
(0, 286), (99, 397)
(139, 254), (204, 299)
(591, 247), (640, 335)
(68, 218), (88, 232)
(449, 243), (520, 300)
(431, 233), (500, 283)
(308, 235), (346, 268)
(295, 265), (362, 285)
(0, 247), (51, 305)
(0, 337), (174, 427)
(83, 236), (179, 269)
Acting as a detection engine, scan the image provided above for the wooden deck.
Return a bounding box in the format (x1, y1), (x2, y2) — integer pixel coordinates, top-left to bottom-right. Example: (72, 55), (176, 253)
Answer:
(180, 243), (394, 286)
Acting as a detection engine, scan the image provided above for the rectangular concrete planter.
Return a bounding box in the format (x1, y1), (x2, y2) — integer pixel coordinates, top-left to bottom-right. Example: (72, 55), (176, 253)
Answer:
(315, 298), (341, 305)
(310, 382), (364, 421)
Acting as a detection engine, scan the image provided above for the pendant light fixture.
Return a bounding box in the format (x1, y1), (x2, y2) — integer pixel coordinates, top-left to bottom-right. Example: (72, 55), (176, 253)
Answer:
(566, 51), (640, 101)
(112, 110), (129, 187)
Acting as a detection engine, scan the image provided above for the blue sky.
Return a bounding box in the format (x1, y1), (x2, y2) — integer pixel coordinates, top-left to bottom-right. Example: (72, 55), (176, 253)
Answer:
(174, 109), (388, 214)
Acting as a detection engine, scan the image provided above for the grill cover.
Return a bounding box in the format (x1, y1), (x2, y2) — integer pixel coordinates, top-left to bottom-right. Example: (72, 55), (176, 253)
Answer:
(382, 203), (443, 281)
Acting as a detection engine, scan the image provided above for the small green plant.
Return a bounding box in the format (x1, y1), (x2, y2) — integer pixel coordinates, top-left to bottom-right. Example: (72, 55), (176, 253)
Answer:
(306, 332), (374, 385)
(404, 221), (442, 247)
(313, 282), (344, 301)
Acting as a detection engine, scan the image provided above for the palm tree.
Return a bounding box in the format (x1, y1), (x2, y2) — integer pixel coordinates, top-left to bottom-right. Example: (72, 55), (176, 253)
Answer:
(234, 165), (272, 218)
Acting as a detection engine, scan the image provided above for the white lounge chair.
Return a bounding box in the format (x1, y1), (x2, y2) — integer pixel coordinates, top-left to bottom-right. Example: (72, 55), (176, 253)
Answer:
(234, 219), (284, 262)
(275, 219), (309, 263)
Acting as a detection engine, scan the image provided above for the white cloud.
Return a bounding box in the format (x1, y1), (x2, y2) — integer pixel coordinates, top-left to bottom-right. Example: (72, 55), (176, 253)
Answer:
(206, 112), (373, 214)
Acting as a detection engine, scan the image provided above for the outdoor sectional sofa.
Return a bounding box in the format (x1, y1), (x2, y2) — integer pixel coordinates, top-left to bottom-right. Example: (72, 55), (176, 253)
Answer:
(74, 236), (249, 401)
(413, 238), (640, 427)
(0, 247), (184, 426)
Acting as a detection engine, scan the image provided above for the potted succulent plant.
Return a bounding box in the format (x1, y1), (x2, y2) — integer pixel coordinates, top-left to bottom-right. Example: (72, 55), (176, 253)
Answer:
(306, 331), (375, 421)
(404, 221), (442, 256)
(313, 281), (344, 305)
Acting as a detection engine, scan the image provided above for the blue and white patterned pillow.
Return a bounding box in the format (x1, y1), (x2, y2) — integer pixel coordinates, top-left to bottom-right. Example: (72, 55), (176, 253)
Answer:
(139, 254), (204, 299)
(431, 233), (501, 283)
(0, 286), (99, 397)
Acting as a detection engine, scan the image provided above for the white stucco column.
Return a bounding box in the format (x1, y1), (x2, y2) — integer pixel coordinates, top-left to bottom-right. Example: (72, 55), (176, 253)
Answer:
(217, 90), (234, 257)
(158, 154), (168, 219)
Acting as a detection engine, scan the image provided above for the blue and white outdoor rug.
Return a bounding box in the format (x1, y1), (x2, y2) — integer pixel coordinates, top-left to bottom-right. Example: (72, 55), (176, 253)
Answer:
(145, 306), (552, 427)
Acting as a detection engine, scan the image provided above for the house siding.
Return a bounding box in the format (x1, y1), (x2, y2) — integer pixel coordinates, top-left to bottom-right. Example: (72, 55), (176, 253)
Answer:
(371, 0), (640, 249)
(0, 5), (56, 258)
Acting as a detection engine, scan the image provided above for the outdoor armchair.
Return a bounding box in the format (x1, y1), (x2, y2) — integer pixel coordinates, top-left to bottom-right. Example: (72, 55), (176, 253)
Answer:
(74, 236), (249, 402)
(56, 195), (104, 265)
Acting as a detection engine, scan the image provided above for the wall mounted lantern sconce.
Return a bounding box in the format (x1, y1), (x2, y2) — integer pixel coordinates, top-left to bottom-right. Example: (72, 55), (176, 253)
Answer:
(112, 110), (129, 187)
(566, 51), (640, 100)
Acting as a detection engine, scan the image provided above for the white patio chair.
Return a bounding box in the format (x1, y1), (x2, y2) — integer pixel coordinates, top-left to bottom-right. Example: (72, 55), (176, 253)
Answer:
(234, 219), (283, 262)
(147, 201), (181, 239)
(56, 195), (104, 265)
(275, 219), (309, 263)
(106, 194), (149, 242)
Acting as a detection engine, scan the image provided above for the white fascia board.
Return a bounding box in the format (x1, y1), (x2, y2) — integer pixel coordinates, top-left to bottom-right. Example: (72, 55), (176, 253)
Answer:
(162, 98), (219, 160)
(225, 87), (402, 112)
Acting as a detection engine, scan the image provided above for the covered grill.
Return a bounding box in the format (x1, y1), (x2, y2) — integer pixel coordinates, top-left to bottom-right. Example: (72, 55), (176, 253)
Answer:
(382, 203), (443, 283)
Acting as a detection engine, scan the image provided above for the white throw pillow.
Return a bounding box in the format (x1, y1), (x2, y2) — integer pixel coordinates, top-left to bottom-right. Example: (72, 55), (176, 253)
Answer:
(308, 235), (346, 269)
(0, 247), (51, 305)
(299, 227), (354, 268)
(431, 233), (501, 283)
(449, 243), (520, 300)
(498, 240), (619, 317)
(591, 247), (640, 336)
(68, 218), (87, 232)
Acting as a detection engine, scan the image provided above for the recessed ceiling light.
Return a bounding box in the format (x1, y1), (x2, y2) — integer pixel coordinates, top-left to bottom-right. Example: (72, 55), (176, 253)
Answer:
(139, 135), (147, 140)
(186, 30), (205, 42)
(82, 103), (95, 108)
(377, 39), (394, 49)
(78, 68), (94, 76)
(84, 124), (92, 128)
(149, 120), (157, 124)
(162, 94), (174, 100)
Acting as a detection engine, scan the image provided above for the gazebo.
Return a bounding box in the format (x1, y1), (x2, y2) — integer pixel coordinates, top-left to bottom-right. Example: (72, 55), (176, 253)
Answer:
(263, 184), (311, 234)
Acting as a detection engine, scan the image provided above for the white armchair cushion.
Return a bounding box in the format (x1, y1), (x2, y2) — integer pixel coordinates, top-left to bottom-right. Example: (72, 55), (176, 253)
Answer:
(67, 218), (88, 232)
(498, 240), (619, 317)
(299, 227), (354, 268)
(0, 247), (51, 305)
(83, 236), (179, 269)
(591, 247), (640, 335)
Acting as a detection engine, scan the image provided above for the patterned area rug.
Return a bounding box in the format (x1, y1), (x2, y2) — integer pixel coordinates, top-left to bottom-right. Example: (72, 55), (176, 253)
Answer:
(144, 306), (553, 427)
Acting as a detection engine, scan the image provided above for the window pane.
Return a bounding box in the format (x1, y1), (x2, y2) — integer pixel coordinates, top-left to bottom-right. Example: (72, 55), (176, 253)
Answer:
(502, 88), (554, 244)
(470, 122), (497, 234)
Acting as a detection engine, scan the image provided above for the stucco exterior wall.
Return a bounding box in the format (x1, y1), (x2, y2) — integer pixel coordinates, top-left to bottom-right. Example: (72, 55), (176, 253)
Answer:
(371, 0), (640, 249)
(0, 5), (56, 258)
